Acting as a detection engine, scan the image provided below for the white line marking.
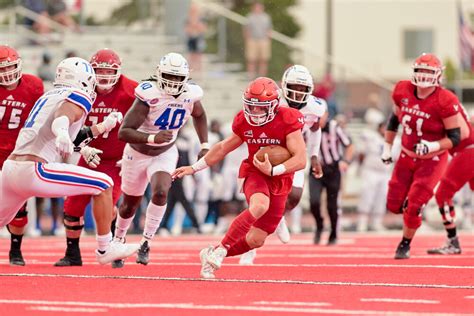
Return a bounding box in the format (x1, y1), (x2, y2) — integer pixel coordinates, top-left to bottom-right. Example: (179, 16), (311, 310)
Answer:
(27, 306), (108, 313)
(254, 301), (331, 307)
(1, 260), (472, 270)
(465, 296), (474, 299)
(0, 299), (470, 316)
(361, 298), (439, 304)
(0, 273), (472, 289)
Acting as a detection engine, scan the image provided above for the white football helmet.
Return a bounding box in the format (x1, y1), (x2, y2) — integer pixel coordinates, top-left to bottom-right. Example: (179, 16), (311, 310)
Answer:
(156, 52), (189, 95)
(54, 57), (97, 101)
(282, 65), (314, 106)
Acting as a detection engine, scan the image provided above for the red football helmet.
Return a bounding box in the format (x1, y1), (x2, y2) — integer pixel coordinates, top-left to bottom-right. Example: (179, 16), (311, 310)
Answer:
(90, 48), (121, 89)
(243, 77), (280, 126)
(411, 53), (443, 88)
(0, 45), (22, 86)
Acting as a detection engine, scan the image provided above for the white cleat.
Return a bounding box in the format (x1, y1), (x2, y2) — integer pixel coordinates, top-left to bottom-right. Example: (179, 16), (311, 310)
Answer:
(275, 217), (291, 244)
(200, 246), (216, 279)
(239, 249), (257, 265)
(96, 240), (139, 265)
(207, 246), (227, 270)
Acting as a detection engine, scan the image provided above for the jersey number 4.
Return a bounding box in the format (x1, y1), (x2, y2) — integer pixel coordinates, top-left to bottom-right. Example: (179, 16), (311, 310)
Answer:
(154, 108), (185, 130)
(401, 114), (424, 137)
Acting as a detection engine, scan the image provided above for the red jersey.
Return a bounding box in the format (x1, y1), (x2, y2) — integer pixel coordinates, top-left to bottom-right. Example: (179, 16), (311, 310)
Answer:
(450, 103), (474, 154)
(85, 75), (137, 161)
(232, 107), (304, 181)
(392, 80), (460, 151)
(0, 74), (44, 168)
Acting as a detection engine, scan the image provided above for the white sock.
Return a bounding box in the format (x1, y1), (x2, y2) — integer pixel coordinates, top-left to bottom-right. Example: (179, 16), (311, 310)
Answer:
(114, 213), (134, 240)
(96, 232), (112, 252)
(142, 202), (166, 244)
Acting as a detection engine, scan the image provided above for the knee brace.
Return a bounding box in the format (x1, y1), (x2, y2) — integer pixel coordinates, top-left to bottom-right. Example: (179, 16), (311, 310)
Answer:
(63, 214), (84, 232)
(403, 201), (423, 229)
(438, 205), (455, 226)
(8, 204), (28, 228)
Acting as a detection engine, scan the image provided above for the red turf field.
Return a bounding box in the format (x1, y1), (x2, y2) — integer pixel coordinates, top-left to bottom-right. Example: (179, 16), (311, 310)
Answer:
(0, 232), (473, 315)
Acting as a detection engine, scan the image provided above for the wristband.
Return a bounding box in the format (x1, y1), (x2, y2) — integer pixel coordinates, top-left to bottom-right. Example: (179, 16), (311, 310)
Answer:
(147, 134), (155, 144)
(271, 164), (286, 176)
(96, 123), (106, 135)
(200, 142), (210, 150)
(191, 157), (209, 172)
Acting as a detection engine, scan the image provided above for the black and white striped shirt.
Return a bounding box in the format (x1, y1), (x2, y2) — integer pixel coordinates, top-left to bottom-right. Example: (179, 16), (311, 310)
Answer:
(319, 120), (352, 165)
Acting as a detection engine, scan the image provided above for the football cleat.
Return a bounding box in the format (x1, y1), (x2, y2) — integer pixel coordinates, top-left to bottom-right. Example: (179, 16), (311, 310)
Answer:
(200, 246), (216, 279)
(136, 241), (150, 265)
(207, 246), (227, 270)
(239, 249), (257, 265)
(275, 217), (290, 244)
(9, 249), (25, 266)
(314, 230), (322, 245)
(111, 259), (124, 268)
(96, 240), (138, 265)
(54, 255), (82, 267)
(394, 241), (410, 259)
(427, 237), (461, 255)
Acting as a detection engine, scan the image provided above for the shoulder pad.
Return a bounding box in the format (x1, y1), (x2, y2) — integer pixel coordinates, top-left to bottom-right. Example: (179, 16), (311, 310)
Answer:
(308, 96), (327, 116)
(135, 81), (161, 106)
(184, 83), (204, 102)
(67, 89), (93, 114)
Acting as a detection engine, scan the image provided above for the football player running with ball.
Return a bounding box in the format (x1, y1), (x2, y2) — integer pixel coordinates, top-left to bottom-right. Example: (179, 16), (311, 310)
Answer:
(173, 77), (307, 278)
(381, 53), (469, 259)
(113, 52), (209, 266)
(240, 65), (327, 265)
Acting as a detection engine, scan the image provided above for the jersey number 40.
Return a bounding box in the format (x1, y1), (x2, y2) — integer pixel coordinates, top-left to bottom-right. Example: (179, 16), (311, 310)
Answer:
(154, 108), (185, 130)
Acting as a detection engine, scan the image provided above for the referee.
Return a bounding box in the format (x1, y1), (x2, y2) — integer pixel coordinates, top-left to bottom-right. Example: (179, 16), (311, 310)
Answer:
(309, 117), (354, 245)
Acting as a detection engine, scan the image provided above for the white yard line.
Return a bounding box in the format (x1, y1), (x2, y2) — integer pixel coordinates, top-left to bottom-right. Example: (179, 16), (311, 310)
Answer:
(360, 298), (439, 304)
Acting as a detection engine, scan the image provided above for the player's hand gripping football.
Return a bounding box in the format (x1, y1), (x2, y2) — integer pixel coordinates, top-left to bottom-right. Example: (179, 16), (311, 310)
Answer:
(80, 146), (103, 168)
(253, 153), (272, 176)
(154, 130), (174, 144)
(97, 112), (123, 133)
(171, 166), (195, 180)
(311, 156), (323, 178)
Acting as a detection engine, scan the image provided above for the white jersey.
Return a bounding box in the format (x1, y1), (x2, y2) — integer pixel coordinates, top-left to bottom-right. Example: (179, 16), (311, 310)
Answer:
(13, 88), (93, 163)
(134, 81), (203, 147)
(280, 95), (327, 133)
(359, 128), (391, 173)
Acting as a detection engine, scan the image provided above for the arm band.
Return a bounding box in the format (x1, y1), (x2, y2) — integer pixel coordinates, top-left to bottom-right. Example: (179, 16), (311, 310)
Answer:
(386, 113), (400, 132)
(446, 128), (461, 147)
(73, 126), (94, 149)
(191, 157), (209, 172)
(271, 164), (286, 176)
(201, 142), (210, 150)
(147, 134), (155, 144)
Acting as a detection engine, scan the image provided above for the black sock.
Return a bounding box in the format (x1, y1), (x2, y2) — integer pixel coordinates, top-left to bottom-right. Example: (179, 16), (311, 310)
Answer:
(10, 233), (23, 251)
(401, 237), (412, 246)
(446, 227), (457, 239)
(66, 237), (80, 255)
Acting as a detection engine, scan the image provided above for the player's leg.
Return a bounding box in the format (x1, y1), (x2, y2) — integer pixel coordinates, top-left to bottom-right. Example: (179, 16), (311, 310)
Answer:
(308, 171), (324, 244)
(356, 169), (378, 232)
(54, 194), (89, 266)
(7, 204), (28, 266)
(325, 165), (342, 245)
(396, 153), (449, 259)
(32, 161), (138, 264)
(370, 173), (390, 231)
(200, 173), (270, 278)
(430, 148), (474, 254)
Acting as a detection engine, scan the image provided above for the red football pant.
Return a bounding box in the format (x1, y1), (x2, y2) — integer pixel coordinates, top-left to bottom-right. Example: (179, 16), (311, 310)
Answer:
(387, 151), (448, 229)
(435, 147), (474, 207)
(63, 159), (122, 218)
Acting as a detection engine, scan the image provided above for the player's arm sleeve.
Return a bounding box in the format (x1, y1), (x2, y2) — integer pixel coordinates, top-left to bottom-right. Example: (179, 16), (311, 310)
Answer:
(439, 92), (461, 118)
(283, 109), (305, 135)
(134, 81), (158, 106)
(231, 111), (245, 140)
(307, 128), (322, 158)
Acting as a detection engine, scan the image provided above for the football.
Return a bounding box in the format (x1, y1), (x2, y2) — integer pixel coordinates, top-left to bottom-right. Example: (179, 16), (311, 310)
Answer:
(255, 145), (292, 166)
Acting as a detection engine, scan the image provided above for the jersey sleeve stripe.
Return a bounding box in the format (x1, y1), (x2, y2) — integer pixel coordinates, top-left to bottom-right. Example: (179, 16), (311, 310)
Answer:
(67, 92), (93, 113)
(35, 163), (111, 191)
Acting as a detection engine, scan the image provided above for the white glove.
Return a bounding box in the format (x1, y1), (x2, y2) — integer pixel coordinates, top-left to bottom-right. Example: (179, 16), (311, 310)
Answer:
(414, 139), (440, 156)
(55, 133), (74, 157)
(52, 116), (73, 157)
(97, 112), (123, 134)
(381, 142), (393, 164)
(80, 146), (103, 168)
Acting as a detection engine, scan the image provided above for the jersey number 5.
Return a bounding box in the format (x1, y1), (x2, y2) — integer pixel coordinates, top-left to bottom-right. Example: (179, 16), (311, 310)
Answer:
(154, 108), (185, 130)
(401, 114), (423, 137)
